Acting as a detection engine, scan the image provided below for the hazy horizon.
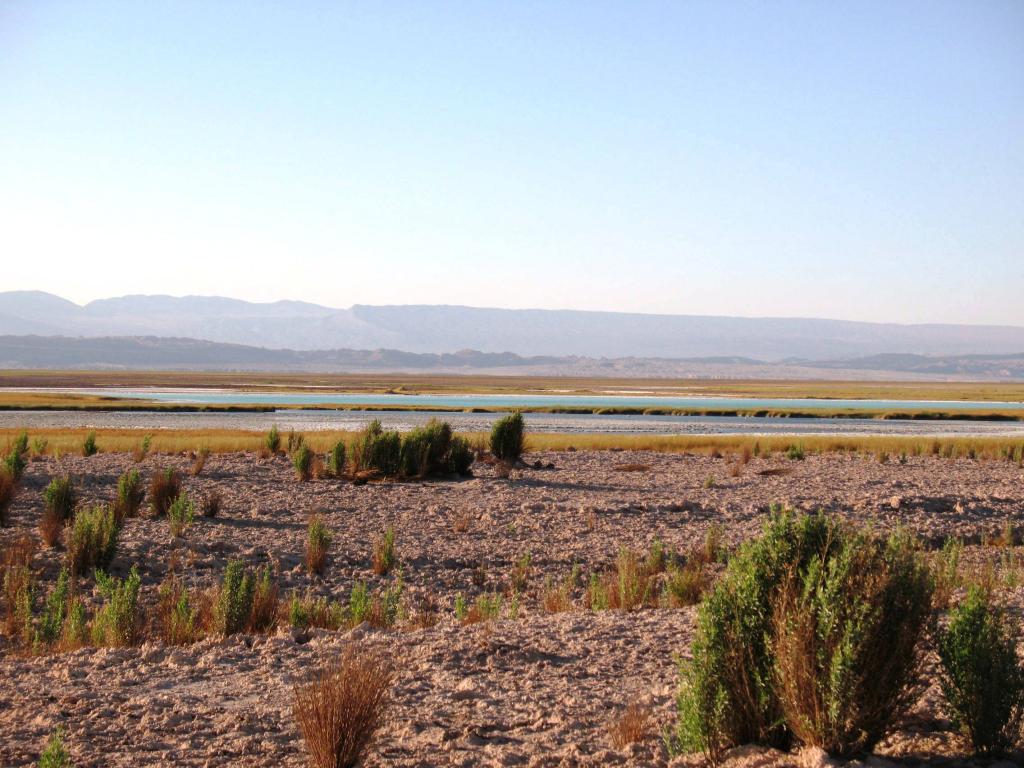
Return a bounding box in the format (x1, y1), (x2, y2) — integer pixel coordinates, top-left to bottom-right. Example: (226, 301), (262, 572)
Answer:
(3, 2), (1022, 325)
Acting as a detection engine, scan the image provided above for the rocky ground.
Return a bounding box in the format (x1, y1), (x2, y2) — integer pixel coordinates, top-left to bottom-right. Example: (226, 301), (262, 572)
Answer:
(1, 450), (1023, 767)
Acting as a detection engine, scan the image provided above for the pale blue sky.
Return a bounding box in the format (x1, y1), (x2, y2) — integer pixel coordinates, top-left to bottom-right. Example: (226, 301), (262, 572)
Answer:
(2, 1), (1022, 324)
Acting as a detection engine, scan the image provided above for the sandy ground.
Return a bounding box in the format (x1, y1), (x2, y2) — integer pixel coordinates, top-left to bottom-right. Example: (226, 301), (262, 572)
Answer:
(1, 450), (1023, 767)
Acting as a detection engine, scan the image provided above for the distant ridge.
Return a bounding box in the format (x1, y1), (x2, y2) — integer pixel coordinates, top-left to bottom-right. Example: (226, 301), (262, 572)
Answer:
(2, 291), (1023, 360)
(2, 335), (1023, 380)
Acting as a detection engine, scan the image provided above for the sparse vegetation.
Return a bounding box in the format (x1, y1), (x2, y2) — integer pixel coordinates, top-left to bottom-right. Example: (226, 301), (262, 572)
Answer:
(293, 646), (394, 768)
(938, 586), (1024, 756)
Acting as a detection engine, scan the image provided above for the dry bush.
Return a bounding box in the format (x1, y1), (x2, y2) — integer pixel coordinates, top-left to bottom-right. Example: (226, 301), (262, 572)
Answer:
(451, 512), (471, 534)
(149, 469), (182, 517)
(1, 536), (35, 638)
(189, 449), (209, 477)
(293, 646), (394, 768)
(727, 462), (742, 478)
(39, 506), (63, 548)
(0, 468), (17, 527)
(201, 489), (222, 518)
(613, 463), (651, 473)
(541, 572), (576, 613)
(740, 446), (753, 465)
(610, 702), (652, 749)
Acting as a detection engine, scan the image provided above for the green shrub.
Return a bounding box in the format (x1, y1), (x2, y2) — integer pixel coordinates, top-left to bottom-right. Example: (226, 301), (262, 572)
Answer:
(149, 468), (181, 517)
(82, 431), (98, 457)
(4, 448), (26, 481)
(167, 494), (195, 538)
(286, 430), (305, 453)
(217, 560), (253, 636)
(114, 469), (145, 520)
(305, 516), (331, 575)
(288, 590), (345, 631)
(771, 527), (932, 755)
(352, 420), (401, 475)
(785, 443), (805, 461)
(264, 425), (281, 454)
(34, 567), (71, 648)
(399, 419), (452, 477)
(157, 577), (199, 645)
(37, 726), (72, 768)
(31, 437), (48, 456)
(668, 511), (932, 760)
(91, 566), (141, 646)
(448, 436), (474, 475)
(43, 476), (76, 522)
(490, 412), (525, 464)
(66, 505), (119, 575)
(12, 430), (29, 456)
(327, 440), (346, 476)
(292, 444), (313, 481)
(938, 586), (1024, 755)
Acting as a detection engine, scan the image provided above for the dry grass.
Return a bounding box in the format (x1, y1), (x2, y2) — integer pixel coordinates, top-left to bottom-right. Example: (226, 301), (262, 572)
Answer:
(149, 469), (182, 517)
(201, 489), (222, 518)
(1, 536), (34, 637)
(0, 468), (16, 527)
(4, 426), (1022, 461)
(613, 463), (651, 472)
(293, 646), (394, 768)
(39, 507), (62, 548)
(609, 702), (652, 749)
(189, 449), (209, 477)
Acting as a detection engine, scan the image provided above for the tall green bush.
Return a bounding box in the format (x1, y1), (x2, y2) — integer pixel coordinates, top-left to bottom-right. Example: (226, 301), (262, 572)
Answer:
(668, 511), (933, 760)
(91, 566), (142, 646)
(352, 420), (401, 475)
(939, 586), (1024, 755)
(327, 440), (346, 476)
(66, 505), (119, 575)
(43, 476), (76, 522)
(216, 560), (255, 636)
(490, 412), (525, 464)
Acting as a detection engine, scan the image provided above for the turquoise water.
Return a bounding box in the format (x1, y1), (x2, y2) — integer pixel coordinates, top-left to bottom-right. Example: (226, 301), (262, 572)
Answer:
(64, 388), (1024, 411)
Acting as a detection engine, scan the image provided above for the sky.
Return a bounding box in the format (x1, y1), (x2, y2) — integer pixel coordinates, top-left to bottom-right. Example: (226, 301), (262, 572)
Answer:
(1, 1), (1022, 325)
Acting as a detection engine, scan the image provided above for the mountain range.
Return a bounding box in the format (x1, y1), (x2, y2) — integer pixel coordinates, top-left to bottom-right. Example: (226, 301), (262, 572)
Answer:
(2, 291), (1023, 361)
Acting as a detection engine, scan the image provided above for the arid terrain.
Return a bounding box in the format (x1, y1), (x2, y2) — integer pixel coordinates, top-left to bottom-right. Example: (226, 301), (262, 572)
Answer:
(2, 449), (1023, 767)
